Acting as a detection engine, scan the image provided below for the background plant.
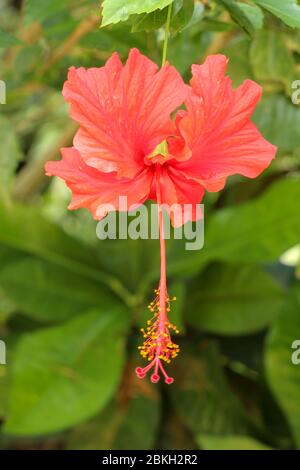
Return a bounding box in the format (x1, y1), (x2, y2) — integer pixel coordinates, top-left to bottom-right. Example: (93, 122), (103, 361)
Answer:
(0, 0), (300, 450)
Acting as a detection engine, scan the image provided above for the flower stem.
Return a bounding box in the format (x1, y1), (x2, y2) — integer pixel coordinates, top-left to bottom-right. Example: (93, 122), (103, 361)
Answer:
(161, 2), (173, 66)
(155, 166), (167, 324)
(135, 164), (179, 384)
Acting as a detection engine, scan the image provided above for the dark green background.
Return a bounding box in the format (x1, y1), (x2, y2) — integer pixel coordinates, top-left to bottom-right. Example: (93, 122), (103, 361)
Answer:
(0, 0), (300, 450)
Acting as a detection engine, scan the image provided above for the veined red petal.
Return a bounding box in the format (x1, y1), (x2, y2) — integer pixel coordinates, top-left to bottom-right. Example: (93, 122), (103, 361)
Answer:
(63, 48), (187, 179)
(150, 166), (205, 227)
(45, 148), (154, 219)
(171, 54), (277, 190)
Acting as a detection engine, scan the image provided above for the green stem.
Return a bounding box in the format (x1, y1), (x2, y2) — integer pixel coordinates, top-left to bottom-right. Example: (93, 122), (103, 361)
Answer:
(161, 2), (173, 66)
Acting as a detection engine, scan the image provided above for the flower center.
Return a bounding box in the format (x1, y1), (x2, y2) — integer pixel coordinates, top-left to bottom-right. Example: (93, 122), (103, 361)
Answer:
(146, 140), (169, 165)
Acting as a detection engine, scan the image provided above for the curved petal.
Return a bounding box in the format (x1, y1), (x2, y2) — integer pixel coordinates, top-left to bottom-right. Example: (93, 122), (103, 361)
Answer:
(63, 48), (187, 178)
(45, 148), (154, 220)
(172, 55), (277, 190)
(151, 166), (205, 227)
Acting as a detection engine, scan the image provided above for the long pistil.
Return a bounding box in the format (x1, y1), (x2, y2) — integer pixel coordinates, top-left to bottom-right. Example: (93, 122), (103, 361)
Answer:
(135, 165), (180, 384)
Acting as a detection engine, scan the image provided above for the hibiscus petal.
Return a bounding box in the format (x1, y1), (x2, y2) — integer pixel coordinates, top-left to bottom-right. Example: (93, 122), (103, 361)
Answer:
(190, 122), (276, 192)
(172, 54), (276, 190)
(151, 166), (205, 227)
(45, 148), (154, 219)
(63, 48), (187, 178)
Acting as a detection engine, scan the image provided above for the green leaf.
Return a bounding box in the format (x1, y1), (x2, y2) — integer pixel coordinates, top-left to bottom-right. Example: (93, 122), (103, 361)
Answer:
(186, 264), (284, 335)
(217, 0), (263, 35)
(170, 342), (252, 435)
(265, 290), (300, 446)
(166, 179), (300, 277)
(170, 0), (195, 34)
(131, 0), (195, 34)
(236, 3), (264, 30)
(197, 434), (271, 450)
(0, 199), (124, 297)
(131, 9), (167, 32)
(0, 116), (24, 189)
(4, 307), (129, 435)
(250, 30), (295, 93)
(253, 0), (300, 28)
(102, 0), (174, 26)
(0, 258), (117, 323)
(0, 29), (21, 48)
(67, 391), (160, 449)
(0, 288), (16, 325)
(0, 365), (9, 419)
(0, 247), (21, 324)
(253, 94), (300, 153)
(0, 200), (96, 274)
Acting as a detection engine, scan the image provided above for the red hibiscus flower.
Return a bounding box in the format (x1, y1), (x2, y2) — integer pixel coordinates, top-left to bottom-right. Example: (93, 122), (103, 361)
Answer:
(45, 48), (276, 384)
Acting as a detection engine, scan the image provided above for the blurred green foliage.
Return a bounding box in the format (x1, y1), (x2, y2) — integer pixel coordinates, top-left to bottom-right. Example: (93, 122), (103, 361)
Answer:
(0, 0), (300, 450)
